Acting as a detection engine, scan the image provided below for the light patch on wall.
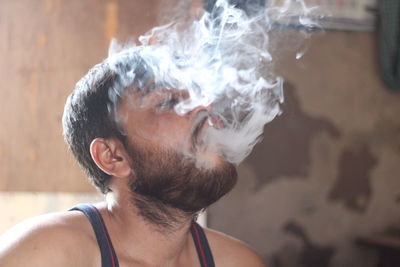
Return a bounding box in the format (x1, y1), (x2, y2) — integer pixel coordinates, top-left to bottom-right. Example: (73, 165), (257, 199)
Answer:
(0, 192), (104, 234)
(0, 192), (207, 234)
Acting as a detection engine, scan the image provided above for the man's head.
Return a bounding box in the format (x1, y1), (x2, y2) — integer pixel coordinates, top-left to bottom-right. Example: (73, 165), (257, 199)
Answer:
(62, 62), (124, 194)
(62, 48), (237, 225)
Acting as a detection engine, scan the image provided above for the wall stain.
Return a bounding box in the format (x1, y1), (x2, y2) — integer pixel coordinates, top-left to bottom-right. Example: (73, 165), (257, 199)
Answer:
(329, 143), (377, 212)
(28, 70), (39, 117)
(27, 32), (47, 119)
(245, 83), (340, 188)
(283, 221), (335, 267)
(44, 0), (62, 14)
(105, 0), (119, 45)
(28, 147), (38, 166)
(395, 193), (400, 204)
(37, 33), (47, 50)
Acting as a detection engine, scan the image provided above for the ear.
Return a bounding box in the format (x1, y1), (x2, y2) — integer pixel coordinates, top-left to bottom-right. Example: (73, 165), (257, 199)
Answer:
(90, 138), (132, 178)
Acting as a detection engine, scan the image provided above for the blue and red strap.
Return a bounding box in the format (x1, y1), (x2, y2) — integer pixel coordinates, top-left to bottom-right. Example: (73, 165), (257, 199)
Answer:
(69, 204), (119, 267)
(191, 221), (216, 267)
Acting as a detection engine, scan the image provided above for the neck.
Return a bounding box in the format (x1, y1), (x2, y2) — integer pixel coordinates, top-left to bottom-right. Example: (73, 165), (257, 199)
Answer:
(99, 187), (197, 266)
(132, 192), (197, 233)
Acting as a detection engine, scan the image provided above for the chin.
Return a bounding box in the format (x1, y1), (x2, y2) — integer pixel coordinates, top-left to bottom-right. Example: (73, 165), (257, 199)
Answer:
(193, 149), (232, 170)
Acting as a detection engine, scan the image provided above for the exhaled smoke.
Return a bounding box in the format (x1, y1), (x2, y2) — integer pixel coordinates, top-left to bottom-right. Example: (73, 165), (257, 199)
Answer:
(107, 0), (317, 168)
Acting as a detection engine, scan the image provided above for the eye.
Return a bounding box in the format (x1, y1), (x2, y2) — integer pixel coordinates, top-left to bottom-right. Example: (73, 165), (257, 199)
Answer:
(155, 95), (180, 110)
(153, 89), (189, 111)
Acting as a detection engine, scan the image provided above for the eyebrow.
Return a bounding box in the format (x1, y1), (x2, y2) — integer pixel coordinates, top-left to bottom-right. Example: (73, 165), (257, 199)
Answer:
(137, 81), (171, 98)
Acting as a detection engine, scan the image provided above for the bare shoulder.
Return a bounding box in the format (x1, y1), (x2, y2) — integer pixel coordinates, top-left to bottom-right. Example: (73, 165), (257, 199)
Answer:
(0, 210), (98, 267)
(204, 228), (266, 267)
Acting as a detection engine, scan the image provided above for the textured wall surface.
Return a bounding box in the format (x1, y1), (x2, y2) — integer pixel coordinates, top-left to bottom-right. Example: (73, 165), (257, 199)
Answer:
(0, 192), (104, 233)
(1, 1), (400, 267)
(0, 0), (159, 192)
(208, 32), (400, 267)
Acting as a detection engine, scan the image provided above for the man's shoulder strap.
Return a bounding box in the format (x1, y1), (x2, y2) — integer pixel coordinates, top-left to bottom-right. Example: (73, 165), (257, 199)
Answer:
(191, 221), (215, 267)
(69, 204), (119, 267)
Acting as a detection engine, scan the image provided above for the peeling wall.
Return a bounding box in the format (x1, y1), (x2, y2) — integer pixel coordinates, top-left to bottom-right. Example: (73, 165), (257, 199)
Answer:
(208, 32), (400, 267)
(1, 2), (400, 267)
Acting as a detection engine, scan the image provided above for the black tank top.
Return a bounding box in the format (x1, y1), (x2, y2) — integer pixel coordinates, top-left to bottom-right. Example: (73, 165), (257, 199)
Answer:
(69, 204), (215, 267)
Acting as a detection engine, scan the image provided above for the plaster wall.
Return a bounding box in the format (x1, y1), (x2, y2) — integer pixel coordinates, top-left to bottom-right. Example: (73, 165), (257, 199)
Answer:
(1, 2), (399, 266)
(208, 32), (400, 267)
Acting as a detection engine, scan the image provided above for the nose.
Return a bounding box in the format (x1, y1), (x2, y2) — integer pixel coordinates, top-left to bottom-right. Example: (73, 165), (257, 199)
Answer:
(189, 104), (225, 129)
(189, 105), (211, 114)
(186, 103), (212, 127)
(189, 103), (212, 115)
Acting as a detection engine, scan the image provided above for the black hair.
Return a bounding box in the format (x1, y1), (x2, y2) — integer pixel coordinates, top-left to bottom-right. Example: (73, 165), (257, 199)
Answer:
(203, 0), (265, 16)
(62, 61), (127, 194)
(63, 48), (161, 194)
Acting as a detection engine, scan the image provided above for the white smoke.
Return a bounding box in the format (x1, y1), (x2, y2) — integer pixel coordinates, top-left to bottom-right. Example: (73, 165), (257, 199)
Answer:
(107, 0), (318, 168)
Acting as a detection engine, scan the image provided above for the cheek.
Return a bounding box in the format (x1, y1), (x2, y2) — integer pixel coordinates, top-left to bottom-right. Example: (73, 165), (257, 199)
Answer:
(155, 115), (192, 146)
(125, 111), (192, 150)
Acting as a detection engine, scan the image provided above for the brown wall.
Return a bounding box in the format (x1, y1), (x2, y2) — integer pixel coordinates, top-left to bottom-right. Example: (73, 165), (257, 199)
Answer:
(2, 1), (400, 267)
(0, 0), (159, 192)
(208, 32), (400, 267)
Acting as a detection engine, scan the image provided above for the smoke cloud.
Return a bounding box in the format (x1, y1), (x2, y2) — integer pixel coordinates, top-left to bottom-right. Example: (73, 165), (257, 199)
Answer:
(107, 0), (317, 168)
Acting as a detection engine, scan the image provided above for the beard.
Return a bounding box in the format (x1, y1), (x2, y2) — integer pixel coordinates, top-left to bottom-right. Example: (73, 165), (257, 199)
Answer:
(126, 135), (238, 225)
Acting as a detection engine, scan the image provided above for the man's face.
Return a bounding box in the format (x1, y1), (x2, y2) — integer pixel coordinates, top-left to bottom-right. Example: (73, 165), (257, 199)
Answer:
(118, 88), (238, 212)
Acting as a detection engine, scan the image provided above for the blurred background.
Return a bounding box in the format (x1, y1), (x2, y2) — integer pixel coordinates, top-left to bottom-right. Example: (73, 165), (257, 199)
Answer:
(1, 0), (400, 266)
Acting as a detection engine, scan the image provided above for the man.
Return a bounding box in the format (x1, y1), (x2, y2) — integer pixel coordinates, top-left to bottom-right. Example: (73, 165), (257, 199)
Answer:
(0, 47), (266, 266)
